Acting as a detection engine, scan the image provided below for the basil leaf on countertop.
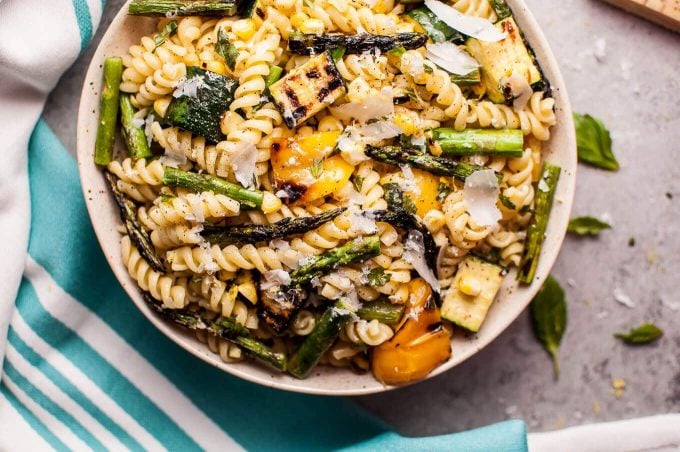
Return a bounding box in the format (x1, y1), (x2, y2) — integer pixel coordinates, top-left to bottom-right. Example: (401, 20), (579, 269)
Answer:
(567, 216), (612, 236)
(530, 275), (567, 379)
(573, 113), (619, 171)
(614, 323), (663, 345)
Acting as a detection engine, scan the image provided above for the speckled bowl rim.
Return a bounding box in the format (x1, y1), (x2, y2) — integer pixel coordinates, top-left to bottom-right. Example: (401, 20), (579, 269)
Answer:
(76, 0), (576, 396)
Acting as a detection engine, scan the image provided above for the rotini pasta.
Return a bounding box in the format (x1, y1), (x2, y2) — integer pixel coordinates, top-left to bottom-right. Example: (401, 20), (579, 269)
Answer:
(104, 0), (559, 382)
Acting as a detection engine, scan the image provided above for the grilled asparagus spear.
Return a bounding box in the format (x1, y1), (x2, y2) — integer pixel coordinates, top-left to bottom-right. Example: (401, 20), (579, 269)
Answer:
(163, 168), (281, 213)
(258, 236), (381, 334)
(128, 0), (239, 16)
(144, 294), (287, 371)
(364, 145), (498, 182)
(287, 300), (356, 379)
(202, 208), (345, 246)
(119, 95), (153, 160)
(357, 299), (405, 324)
(94, 57), (123, 166)
(105, 172), (165, 273)
(288, 32), (427, 55)
(517, 164), (561, 284)
(432, 128), (524, 158)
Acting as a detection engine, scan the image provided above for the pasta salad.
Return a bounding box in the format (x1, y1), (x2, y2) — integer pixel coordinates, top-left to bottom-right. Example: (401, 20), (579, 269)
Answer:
(94, 0), (560, 385)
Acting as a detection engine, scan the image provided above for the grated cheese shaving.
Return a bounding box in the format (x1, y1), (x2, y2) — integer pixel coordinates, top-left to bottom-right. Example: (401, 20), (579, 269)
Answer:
(463, 169), (501, 227)
(260, 269), (292, 290)
(404, 229), (441, 293)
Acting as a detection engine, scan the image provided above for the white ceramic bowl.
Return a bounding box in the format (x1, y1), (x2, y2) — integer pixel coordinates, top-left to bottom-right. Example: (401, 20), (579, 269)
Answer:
(77, 0), (576, 395)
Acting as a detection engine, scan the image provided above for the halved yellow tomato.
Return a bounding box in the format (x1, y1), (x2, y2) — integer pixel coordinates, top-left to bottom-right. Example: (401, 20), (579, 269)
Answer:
(372, 279), (452, 385)
(270, 131), (351, 205)
(381, 169), (442, 218)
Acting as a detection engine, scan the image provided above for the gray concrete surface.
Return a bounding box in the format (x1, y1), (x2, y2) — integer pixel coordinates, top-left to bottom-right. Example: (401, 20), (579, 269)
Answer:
(44, 0), (680, 436)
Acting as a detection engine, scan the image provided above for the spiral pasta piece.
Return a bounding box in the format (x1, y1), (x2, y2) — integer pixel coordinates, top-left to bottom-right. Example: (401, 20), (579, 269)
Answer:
(190, 275), (259, 328)
(121, 235), (187, 308)
(151, 224), (203, 249)
(107, 158), (165, 186)
(443, 190), (494, 250)
(139, 191), (240, 230)
(341, 319), (394, 346)
(290, 310), (317, 336)
(485, 227), (525, 267)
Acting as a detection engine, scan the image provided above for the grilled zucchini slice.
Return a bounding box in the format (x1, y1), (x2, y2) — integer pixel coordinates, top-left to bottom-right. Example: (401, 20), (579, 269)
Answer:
(466, 17), (543, 104)
(269, 51), (346, 129)
(164, 66), (237, 142)
(441, 256), (506, 333)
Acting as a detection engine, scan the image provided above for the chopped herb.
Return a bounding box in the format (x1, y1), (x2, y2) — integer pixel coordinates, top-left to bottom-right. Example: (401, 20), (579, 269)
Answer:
(573, 113), (619, 171)
(567, 216), (611, 236)
(310, 158), (324, 178)
(367, 267), (392, 287)
(628, 237), (636, 247)
(530, 275), (567, 379)
(329, 46), (346, 62)
(499, 194), (516, 210)
(519, 204), (533, 215)
(423, 63), (434, 74)
(436, 182), (452, 203)
(160, 194), (175, 202)
(388, 46), (406, 56)
(353, 176), (364, 193)
(216, 27), (239, 71)
(153, 20), (178, 50)
(614, 323), (663, 345)
(403, 195), (417, 215)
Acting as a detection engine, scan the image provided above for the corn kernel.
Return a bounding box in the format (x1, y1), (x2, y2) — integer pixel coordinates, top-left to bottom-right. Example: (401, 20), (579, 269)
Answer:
(300, 18), (325, 34)
(393, 112), (417, 136)
(154, 98), (171, 117)
(290, 13), (307, 30)
(232, 19), (256, 41)
(373, 0), (389, 13)
(458, 275), (482, 296)
(205, 60), (226, 75)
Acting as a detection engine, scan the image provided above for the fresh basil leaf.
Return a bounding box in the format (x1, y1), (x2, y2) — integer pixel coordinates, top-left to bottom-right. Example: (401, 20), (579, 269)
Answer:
(353, 176), (364, 193)
(614, 323), (663, 345)
(436, 182), (452, 203)
(567, 216), (611, 236)
(388, 46), (406, 56)
(573, 113), (619, 171)
(367, 267), (392, 287)
(329, 46), (346, 62)
(406, 7), (463, 44)
(310, 159), (324, 178)
(499, 194), (516, 210)
(403, 195), (417, 215)
(216, 27), (239, 71)
(530, 275), (567, 379)
(153, 20), (178, 50)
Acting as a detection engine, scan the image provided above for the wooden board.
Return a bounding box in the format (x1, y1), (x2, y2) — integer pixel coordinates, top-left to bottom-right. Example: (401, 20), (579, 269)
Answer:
(600, 0), (680, 32)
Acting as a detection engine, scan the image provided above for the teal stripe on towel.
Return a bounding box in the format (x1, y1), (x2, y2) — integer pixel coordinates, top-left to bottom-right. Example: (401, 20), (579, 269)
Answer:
(71, 0), (93, 51)
(7, 327), (143, 451)
(3, 361), (105, 451)
(13, 278), (203, 451)
(0, 380), (69, 452)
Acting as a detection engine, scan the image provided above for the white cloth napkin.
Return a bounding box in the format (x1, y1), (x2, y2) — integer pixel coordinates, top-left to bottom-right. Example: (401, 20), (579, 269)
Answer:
(529, 414), (680, 451)
(0, 0), (102, 368)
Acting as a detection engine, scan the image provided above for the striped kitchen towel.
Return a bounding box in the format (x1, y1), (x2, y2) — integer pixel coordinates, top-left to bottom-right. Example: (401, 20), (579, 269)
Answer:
(0, 0), (528, 449)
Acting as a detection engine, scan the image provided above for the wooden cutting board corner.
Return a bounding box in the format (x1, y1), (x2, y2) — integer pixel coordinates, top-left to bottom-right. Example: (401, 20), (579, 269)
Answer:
(600, 0), (680, 32)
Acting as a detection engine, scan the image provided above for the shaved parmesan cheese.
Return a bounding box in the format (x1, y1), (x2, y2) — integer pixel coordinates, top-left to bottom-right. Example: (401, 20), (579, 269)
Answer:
(144, 114), (154, 147)
(275, 190), (289, 199)
(538, 178), (550, 193)
(399, 164), (420, 195)
(260, 269), (291, 290)
(229, 141), (257, 189)
(132, 117), (145, 129)
(197, 238), (218, 274)
(330, 93), (394, 123)
(348, 208), (378, 235)
(172, 75), (207, 98)
(404, 229), (441, 293)
(426, 42), (480, 75)
(335, 182), (365, 206)
(337, 121), (401, 164)
(463, 169), (501, 227)
(500, 73), (533, 111)
(424, 0), (505, 42)
(184, 194), (205, 223)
